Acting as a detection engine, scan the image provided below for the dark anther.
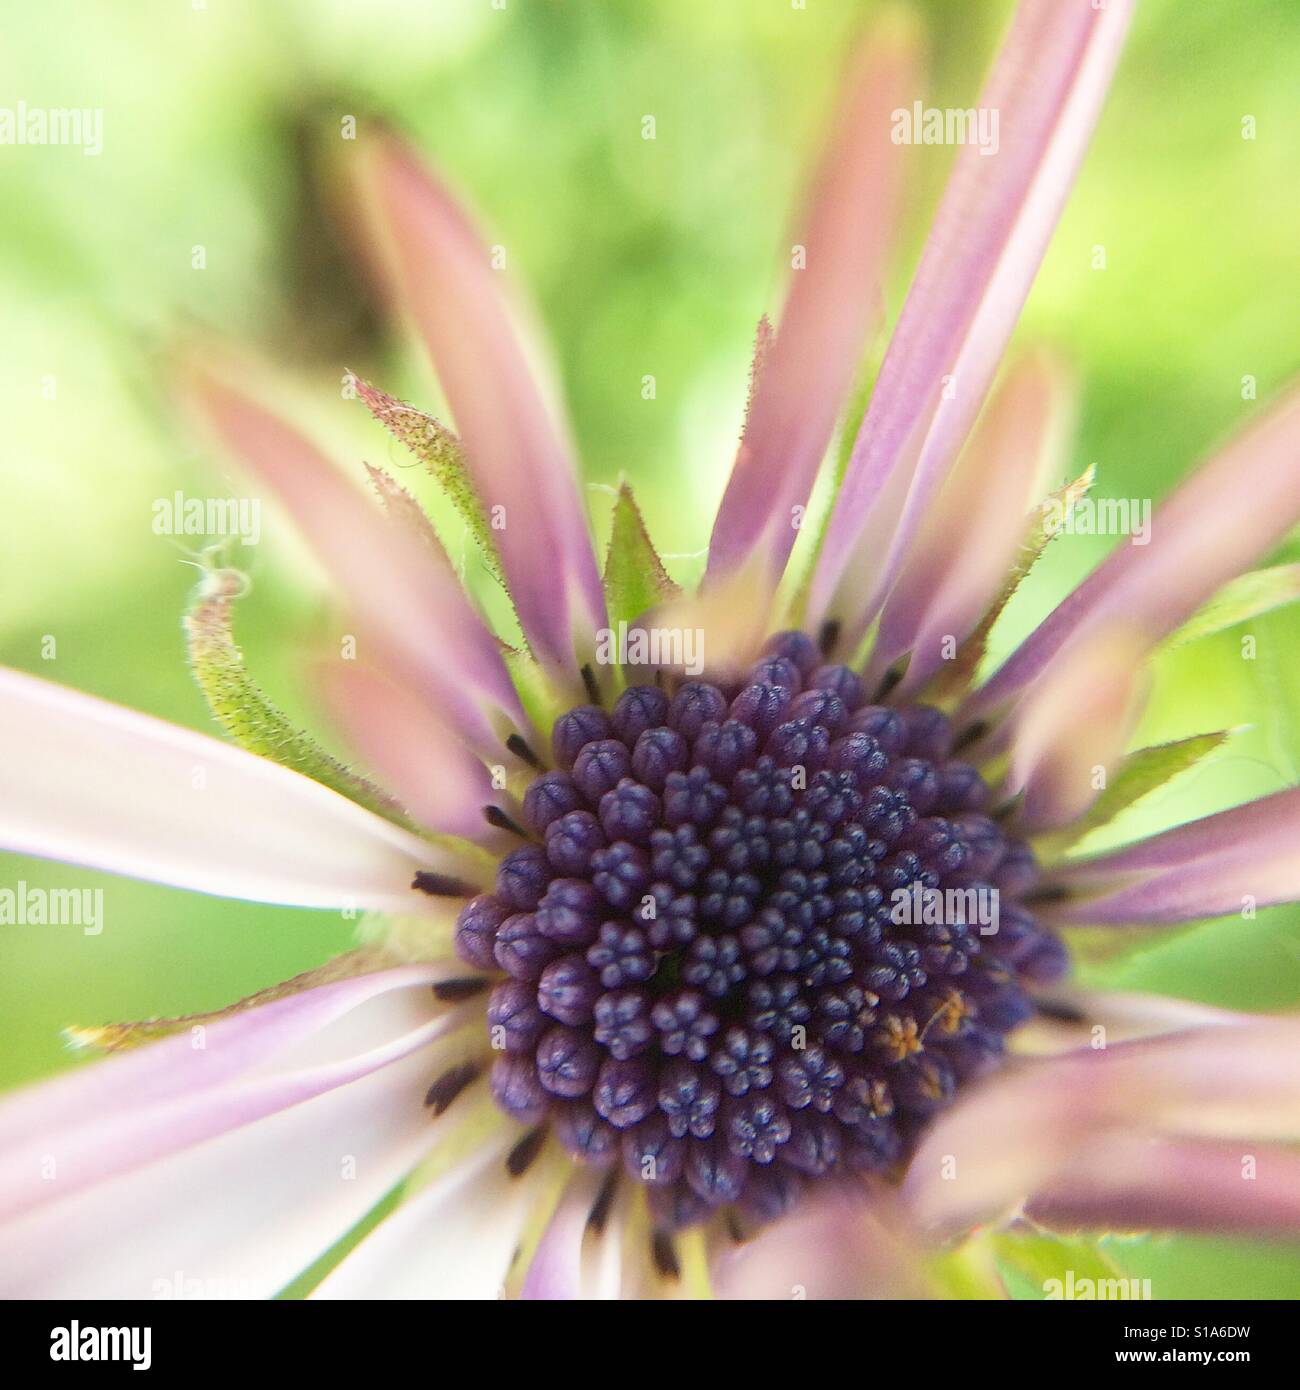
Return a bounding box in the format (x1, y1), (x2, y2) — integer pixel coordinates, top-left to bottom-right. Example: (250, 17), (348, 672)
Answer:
(1034, 996), (1086, 1024)
(871, 665), (905, 701)
(951, 719), (989, 755)
(587, 1168), (620, 1235)
(651, 1231), (681, 1280)
(424, 1061), (481, 1115)
(1022, 883), (1071, 905)
(506, 732), (543, 769)
(412, 871), (476, 897)
(507, 1126), (548, 1178)
(484, 805), (529, 838)
(581, 663), (602, 706)
(432, 977), (490, 1003)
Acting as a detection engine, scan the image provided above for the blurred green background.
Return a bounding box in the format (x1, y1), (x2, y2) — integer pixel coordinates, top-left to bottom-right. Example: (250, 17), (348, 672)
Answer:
(2, 0), (1299, 1297)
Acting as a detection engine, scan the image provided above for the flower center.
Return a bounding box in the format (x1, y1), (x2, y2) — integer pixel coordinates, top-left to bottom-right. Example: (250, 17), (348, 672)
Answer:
(454, 631), (1064, 1229)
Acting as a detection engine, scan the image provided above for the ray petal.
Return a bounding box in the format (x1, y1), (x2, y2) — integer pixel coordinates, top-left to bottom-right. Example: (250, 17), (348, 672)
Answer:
(185, 366), (524, 752)
(310, 1130), (535, 1299)
(710, 1183), (932, 1300)
(705, 19), (917, 592)
(809, 0), (1134, 644)
(905, 1016), (1300, 1236)
(317, 661), (500, 840)
(0, 668), (474, 911)
(973, 386), (1300, 715)
(1050, 785), (1300, 925)
(0, 977), (472, 1225)
(871, 351), (1071, 693)
(0, 1039), (457, 1298)
(358, 133), (606, 677)
(1026, 1135), (1300, 1237)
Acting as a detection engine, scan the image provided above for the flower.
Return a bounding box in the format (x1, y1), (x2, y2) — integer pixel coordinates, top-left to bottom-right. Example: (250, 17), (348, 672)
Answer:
(3, 0), (1300, 1300)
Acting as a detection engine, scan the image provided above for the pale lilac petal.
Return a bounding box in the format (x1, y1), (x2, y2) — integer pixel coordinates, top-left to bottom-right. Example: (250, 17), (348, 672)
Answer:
(1016, 989), (1247, 1055)
(711, 1184), (931, 1300)
(186, 366), (524, 752)
(705, 22), (917, 589)
(1049, 785), (1300, 925)
(1004, 627), (1149, 831)
(0, 963), (456, 1152)
(0, 1037), (459, 1298)
(317, 661), (499, 840)
(810, 0), (1134, 644)
(1026, 1135), (1300, 1237)
(0, 1003), (473, 1229)
(871, 351), (1071, 693)
(359, 134), (605, 676)
(0, 667), (473, 911)
(521, 1169), (604, 1300)
(905, 1016), (1300, 1236)
(311, 1130), (535, 1299)
(973, 386), (1300, 715)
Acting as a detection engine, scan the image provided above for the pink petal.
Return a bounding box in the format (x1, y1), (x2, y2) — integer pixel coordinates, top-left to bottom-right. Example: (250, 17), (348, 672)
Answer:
(1026, 1135), (1300, 1237)
(711, 1183), (931, 1300)
(185, 365), (523, 753)
(1004, 626), (1150, 832)
(704, 19), (917, 590)
(0, 963), (454, 1151)
(358, 133), (605, 677)
(1050, 785), (1300, 925)
(973, 385), (1300, 715)
(871, 350), (1072, 693)
(311, 1130), (536, 1299)
(317, 661), (500, 840)
(521, 1169), (604, 1300)
(904, 1016), (1300, 1237)
(809, 0), (1134, 645)
(0, 976), (473, 1227)
(0, 667), (474, 911)
(1016, 989), (1246, 1055)
(0, 1037), (459, 1298)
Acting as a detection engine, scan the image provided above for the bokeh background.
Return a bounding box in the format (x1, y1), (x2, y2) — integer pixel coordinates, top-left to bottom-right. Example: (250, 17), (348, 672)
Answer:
(2, 0), (1299, 1297)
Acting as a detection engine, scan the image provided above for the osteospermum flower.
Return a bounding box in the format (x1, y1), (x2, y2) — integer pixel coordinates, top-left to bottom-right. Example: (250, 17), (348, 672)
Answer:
(4, 0), (1300, 1300)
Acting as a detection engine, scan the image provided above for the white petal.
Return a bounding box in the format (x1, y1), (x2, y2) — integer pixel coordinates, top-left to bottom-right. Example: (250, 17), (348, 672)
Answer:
(0, 1039), (461, 1298)
(311, 1129), (536, 1299)
(0, 667), (478, 911)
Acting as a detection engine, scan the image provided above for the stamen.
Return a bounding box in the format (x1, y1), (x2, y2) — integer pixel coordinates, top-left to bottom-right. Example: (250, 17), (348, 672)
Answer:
(425, 1061), (481, 1114)
(506, 1126), (548, 1178)
(587, 1169), (620, 1235)
(411, 871), (476, 898)
(1035, 997), (1086, 1024)
(581, 662), (602, 706)
(506, 732), (543, 769)
(484, 805), (529, 838)
(871, 665), (904, 701)
(651, 1231), (681, 1281)
(951, 719), (989, 755)
(432, 978), (489, 1003)
(1022, 883), (1071, 905)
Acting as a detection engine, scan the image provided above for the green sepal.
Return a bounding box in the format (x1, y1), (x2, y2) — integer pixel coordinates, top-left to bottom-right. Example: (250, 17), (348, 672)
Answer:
(602, 482), (681, 627)
(185, 560), (415, 829)
(1164, 563), (1300, 649)
(352, 375), (506, 587)
(991, 1230), (1129, 1301)
(931, 463), (1096, 705)
(1034, 729), (1233, 862)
